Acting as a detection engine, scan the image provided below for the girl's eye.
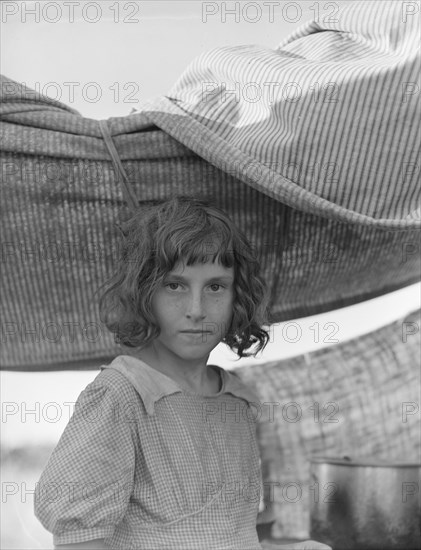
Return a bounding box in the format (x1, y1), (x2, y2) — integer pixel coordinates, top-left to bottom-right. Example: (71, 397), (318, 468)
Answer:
(165, 283), (223, 292)
(209, 284), (223, 292)
(166, 283), (181, 291)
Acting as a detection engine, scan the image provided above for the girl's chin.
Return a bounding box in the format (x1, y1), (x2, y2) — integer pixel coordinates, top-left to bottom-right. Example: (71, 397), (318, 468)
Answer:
(172, 345), (216, 361)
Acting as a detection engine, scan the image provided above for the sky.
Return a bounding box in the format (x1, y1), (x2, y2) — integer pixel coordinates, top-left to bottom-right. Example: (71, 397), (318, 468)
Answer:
(2, 0), (339, 118)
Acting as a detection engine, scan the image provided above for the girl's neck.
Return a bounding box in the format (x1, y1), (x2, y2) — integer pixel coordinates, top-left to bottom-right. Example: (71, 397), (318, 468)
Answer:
(127, 347), (220, 394)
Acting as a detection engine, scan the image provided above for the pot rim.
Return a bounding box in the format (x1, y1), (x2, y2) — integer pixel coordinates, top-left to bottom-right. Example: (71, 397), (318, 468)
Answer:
(309, 455), (421, 468)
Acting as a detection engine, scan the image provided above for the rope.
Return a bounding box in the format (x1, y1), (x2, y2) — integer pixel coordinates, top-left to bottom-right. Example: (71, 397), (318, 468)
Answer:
(99, 119), (138, 211)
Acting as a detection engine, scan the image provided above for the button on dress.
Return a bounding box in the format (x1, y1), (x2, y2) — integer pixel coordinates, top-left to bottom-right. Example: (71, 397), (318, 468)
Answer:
(34, 355), (264, 549)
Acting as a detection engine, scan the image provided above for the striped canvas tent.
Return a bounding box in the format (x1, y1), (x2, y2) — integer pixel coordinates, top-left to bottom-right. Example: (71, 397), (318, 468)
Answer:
(1, 0), (420, 539)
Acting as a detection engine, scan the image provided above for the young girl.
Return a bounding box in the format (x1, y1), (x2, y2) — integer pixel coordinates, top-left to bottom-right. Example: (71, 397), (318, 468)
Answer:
(34, 196), (330, 550)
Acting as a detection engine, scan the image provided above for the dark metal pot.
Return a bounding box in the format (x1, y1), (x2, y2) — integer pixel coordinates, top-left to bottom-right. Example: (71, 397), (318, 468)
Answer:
(309, 456), (421, 550)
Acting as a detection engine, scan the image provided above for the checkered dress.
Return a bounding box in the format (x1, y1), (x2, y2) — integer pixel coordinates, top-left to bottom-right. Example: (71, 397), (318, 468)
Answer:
(34, 356), (263, 549)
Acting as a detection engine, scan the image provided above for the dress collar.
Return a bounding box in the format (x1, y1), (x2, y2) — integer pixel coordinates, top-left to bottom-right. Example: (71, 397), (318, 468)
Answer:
(101, 355), (259, 416)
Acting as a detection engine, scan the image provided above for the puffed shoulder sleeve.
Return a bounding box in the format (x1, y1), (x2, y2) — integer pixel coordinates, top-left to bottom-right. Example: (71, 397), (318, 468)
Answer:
(34, 381), (136, 546)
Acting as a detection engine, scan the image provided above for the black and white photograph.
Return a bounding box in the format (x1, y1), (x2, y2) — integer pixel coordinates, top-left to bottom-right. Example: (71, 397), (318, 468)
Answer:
(1, 1), (420, 549)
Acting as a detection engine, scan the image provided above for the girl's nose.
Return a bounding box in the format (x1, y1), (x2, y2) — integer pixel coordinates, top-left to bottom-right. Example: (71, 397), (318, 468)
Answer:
(185, 292), (205, 320)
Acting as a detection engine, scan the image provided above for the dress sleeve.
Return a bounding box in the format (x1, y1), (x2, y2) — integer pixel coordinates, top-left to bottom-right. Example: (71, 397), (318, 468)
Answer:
(34, 381), (136, 546)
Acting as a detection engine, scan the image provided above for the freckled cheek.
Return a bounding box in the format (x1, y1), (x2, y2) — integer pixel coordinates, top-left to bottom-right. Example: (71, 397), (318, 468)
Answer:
(151, 295), (182, 326)
(216, 303), (234, 339)
(164, 296), (184, 313)
(210, 295), (234, 320)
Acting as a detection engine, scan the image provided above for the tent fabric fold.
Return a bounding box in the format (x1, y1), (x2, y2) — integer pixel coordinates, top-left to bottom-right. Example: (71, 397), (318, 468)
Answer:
(139, 1), (420, 228)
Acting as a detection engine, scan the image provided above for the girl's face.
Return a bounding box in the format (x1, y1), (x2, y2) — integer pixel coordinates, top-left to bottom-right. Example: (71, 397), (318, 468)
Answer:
(149, 259), (235, 367)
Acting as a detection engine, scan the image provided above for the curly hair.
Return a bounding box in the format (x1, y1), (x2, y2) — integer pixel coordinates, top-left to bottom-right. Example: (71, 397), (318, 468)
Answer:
(99, 195), (270, 358)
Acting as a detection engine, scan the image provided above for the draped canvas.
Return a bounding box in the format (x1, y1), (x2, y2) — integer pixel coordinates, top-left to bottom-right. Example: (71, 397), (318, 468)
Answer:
(0, 81), (419, 369)
(236, 309), (421, 538)
(141, 0), (420, 226)
(1, 0), (420, 370)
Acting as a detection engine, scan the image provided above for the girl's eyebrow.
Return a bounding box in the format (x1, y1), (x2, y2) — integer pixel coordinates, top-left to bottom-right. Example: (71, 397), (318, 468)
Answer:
(166, 274), (234, 283)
